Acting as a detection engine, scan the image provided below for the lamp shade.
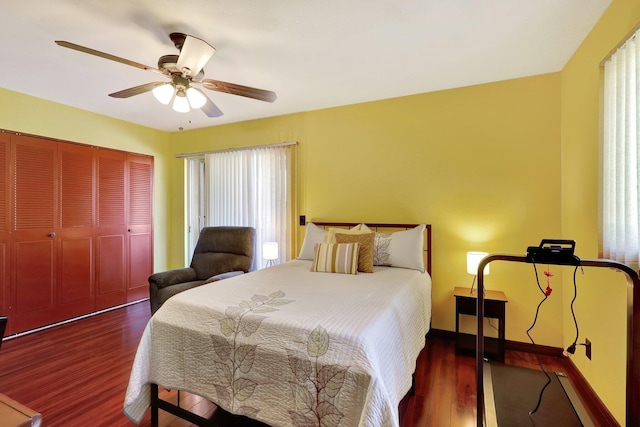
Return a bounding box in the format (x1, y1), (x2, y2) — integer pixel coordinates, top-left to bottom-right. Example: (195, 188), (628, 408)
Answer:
(186, 87), (207, 108)
(263, 242), (278, 260)
(173, 90), (190, 113)
(467, 251), (490, 275)
(152, 83), (175, 105)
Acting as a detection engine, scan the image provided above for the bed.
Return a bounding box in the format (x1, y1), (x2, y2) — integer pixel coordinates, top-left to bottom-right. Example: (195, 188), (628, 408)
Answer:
(124, 222), (432, 427)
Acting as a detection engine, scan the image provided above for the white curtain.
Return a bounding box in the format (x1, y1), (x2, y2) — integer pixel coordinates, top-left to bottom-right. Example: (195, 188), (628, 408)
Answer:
(205, 145), (292, 270)
(603, 30), (640, 271)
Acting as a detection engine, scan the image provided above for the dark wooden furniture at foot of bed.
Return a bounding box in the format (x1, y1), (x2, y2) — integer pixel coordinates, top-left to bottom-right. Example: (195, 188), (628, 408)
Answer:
(0, 393), (41, 427)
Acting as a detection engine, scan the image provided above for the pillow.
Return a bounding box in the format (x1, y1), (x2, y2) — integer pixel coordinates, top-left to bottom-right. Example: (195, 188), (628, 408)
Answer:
(335, 232), (374, 273)
(298, 223), (327, 260)
(353, 223), (371, 231)
(310, 243), (360, 274)
(373, 224), (426, 272)
(324, 225), (371, 243)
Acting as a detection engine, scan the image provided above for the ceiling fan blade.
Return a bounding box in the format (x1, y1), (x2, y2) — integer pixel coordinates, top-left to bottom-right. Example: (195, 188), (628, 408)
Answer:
(55, 40), (165, 76)
(109, 82), (166, 98)
(201, 79), (277, 103)
(176, 35), (215, 78)
(200, 92), (224, 117)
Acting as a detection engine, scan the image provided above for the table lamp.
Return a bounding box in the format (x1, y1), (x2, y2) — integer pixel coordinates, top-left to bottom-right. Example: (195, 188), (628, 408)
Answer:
(263, 242), (278, 267)
(467, 251), (490, 294)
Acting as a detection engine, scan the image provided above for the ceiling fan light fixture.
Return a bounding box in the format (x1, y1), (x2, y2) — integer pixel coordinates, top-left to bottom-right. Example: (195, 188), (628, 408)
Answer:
(173, 89), (190, 113)
(55, 33), (276, 119)
(186, 87), (207, 109)
(152, 83), (174, 105)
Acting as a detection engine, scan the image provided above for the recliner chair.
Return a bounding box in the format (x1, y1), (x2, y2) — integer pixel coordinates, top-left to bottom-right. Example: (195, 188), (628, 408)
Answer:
(149, 226), (255, 314)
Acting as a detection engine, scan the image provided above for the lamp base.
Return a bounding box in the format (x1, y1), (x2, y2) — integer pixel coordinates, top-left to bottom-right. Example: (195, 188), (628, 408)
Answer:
(469, 276), (486, 296)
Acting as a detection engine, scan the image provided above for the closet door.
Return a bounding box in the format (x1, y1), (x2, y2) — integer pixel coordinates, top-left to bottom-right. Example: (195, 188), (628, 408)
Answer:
(10, 136), (58, 333)
(95, 149), (127, 310)
(57, 143), (95, 319)
(126, 154), (153, 302)
(0, 133), (10, 330)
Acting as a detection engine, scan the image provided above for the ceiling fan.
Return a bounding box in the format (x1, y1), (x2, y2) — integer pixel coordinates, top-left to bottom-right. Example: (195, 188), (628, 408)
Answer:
(55, 33), (277, 117)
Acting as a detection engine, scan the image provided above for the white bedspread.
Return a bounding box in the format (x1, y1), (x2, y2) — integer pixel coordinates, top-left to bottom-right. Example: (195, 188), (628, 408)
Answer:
(124, 260), (431, 427)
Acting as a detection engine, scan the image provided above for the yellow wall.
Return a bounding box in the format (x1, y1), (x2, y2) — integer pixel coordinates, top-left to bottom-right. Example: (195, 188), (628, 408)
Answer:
(561, 0), (640, 422)
(0, 87), (172, 272)
(170, 73), (564, 347)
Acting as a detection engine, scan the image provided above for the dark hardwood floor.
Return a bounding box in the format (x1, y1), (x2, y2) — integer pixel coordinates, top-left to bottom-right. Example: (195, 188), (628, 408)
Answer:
(0, 301), (571, 427)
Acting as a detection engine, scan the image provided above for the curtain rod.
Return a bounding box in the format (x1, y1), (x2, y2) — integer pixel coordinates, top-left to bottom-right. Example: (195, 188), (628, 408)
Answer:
(175, 141), (297, 158)
(600, 24), (640, 67)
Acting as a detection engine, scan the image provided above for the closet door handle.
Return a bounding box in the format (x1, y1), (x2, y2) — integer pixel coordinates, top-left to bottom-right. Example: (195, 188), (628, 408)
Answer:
(48, 232), (56, 238)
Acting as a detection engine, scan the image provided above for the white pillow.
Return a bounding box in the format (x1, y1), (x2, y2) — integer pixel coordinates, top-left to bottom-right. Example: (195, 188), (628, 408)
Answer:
(297, 223), (327, 260)
(373, 224), (425, 272)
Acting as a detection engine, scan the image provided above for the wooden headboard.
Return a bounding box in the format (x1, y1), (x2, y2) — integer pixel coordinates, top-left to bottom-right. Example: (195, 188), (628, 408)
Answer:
(310, 222), (432, 276)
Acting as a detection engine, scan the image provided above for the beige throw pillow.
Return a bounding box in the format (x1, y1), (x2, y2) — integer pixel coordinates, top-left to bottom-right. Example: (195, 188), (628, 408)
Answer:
(335, 232), (374, 273)
(324, 226), (371, 243)
(310, 243), (360, 274)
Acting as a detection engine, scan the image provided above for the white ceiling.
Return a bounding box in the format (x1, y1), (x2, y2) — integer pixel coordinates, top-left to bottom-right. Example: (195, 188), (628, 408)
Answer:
(0, 0), (611, 133)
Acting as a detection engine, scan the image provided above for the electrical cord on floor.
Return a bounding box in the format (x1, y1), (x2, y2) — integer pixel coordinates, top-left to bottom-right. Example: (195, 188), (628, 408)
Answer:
(527, 261), (552, 416)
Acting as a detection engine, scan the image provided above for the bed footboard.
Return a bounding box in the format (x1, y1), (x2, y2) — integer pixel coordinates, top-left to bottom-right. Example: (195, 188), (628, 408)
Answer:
(150, 384), (213, 427)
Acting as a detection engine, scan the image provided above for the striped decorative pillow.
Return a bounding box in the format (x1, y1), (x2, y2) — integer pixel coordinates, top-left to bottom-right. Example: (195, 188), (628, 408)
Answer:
(310, 243), (360, 274)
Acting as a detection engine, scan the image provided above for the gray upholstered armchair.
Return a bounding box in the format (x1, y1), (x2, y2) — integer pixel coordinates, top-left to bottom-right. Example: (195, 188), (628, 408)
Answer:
(149, 226), (256, 314)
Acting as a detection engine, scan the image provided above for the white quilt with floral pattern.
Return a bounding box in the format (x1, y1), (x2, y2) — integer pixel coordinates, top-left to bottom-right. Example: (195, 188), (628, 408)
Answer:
(124, 260), (431, 427)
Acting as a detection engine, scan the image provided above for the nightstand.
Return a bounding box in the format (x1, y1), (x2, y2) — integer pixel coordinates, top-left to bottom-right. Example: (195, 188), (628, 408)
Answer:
(454, 286), (507, 362)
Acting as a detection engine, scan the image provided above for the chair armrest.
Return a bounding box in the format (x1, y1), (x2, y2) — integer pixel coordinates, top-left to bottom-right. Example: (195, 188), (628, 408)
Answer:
(204, 270), (245, 284)
(149, 268), (198, 289)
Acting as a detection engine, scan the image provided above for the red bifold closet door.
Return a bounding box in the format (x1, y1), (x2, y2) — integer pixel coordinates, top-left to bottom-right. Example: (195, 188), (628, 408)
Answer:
(126, 154), (153, 302)
(10, 136), (58, 333)
(57, 142), (95, 320)
(0, 133), (10, 332)
(95, 149), (127, 311)
(2, 133), (152, 334)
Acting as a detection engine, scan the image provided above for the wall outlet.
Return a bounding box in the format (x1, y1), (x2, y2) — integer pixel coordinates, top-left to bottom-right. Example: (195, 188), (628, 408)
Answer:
(299, 215), (306, 226)
(585, 338), (592, 360)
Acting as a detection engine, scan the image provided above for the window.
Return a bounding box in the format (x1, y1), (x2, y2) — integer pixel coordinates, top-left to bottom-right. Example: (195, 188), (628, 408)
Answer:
(190, 143), (295, 270)
(187, 158), (206, 261)
(602, 28), (640, 271)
